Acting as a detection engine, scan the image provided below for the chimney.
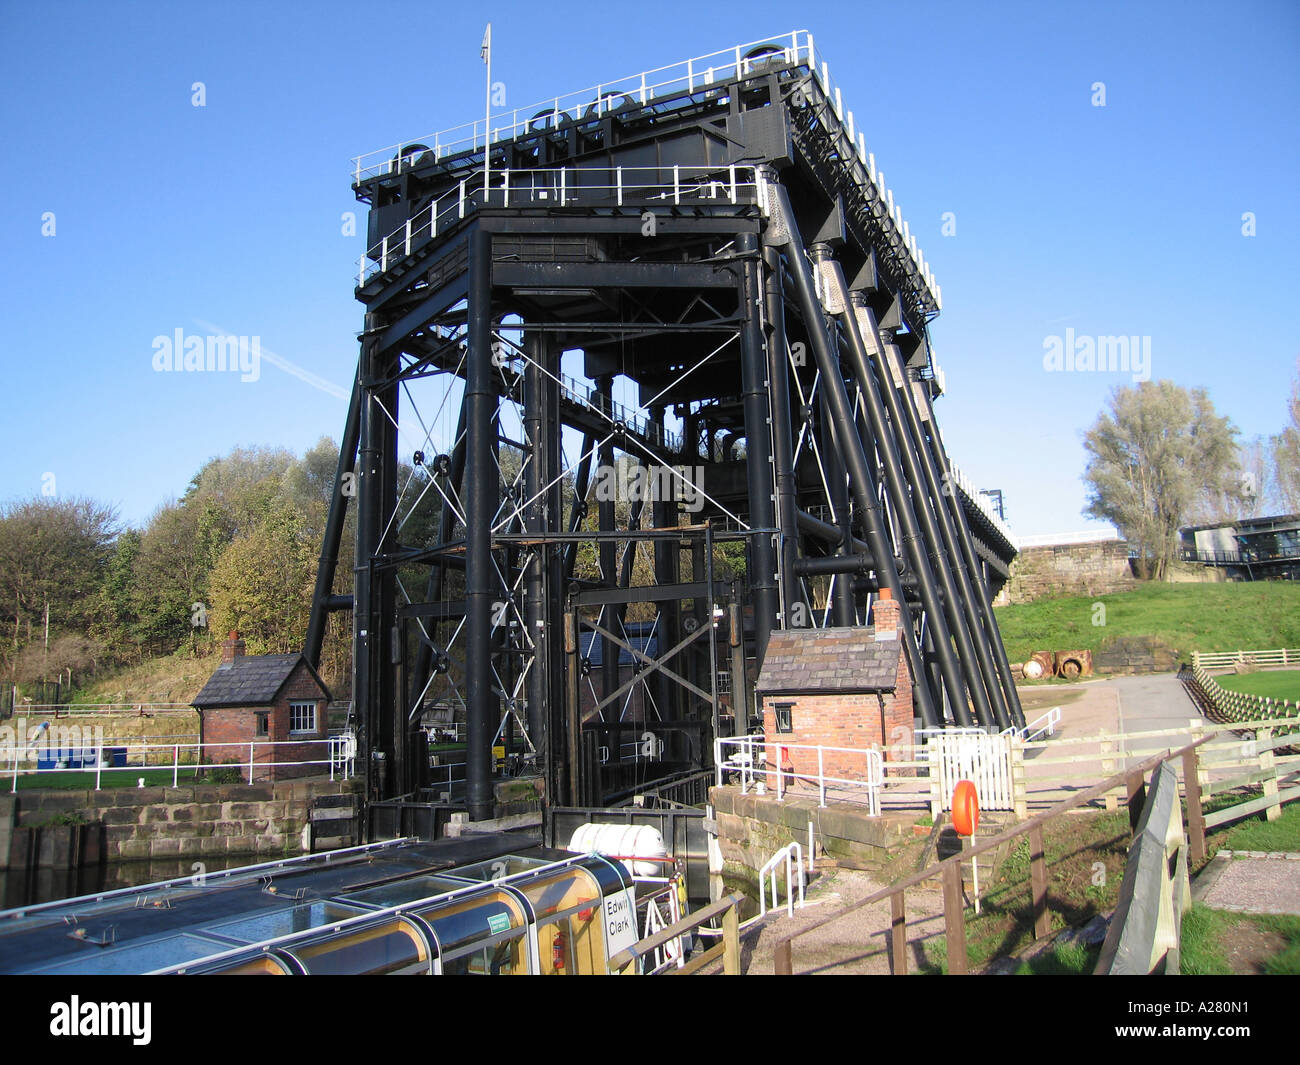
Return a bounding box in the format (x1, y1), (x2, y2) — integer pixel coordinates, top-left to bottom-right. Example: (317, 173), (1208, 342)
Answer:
(872, 589), (898, 642)
(221, 631), (245, 664)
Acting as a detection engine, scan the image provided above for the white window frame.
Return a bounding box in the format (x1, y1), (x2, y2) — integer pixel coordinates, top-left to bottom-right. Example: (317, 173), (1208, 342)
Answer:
(289, 700), (318, 735)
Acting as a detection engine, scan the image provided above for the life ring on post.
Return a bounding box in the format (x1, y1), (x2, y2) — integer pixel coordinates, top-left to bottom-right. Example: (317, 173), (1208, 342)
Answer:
(951, 779), (980, 837)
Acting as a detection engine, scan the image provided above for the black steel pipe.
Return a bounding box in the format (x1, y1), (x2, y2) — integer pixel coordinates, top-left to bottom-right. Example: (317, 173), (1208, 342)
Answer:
(792, 554), (873, 578)
(465, 227), (497, 820)
(305, 365), (361, 668)
(767, 182), (939, 728)
(865, 310), (1012, 730)
(918, 384), (1027, 729)
(762, 245), (802, 627)
(819, 251), (978, 728)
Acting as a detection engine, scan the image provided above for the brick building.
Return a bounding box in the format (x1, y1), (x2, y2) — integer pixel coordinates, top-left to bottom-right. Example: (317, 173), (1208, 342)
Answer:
(753, 591), (913, 792)
(193, 633), (332, 781)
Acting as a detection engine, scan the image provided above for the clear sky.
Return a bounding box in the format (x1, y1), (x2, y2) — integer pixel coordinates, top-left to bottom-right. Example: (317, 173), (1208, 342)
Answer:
(2, 0), (1296, 539)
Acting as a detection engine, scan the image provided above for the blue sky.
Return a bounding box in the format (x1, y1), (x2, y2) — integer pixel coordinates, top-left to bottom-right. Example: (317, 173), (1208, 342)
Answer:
(1, 0), (1296, 538)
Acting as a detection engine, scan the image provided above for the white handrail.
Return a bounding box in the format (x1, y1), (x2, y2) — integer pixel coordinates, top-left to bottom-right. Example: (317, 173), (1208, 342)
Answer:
(715, 736), (883, 814)
(1002, 705), (1061, 742)
(759, 842), (805, 918)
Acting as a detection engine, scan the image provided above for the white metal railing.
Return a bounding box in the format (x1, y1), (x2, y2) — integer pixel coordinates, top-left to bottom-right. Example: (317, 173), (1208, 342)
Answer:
(1014, 529), (1121, 549)
(947, 464), (1017, 550)
(351, 32), (813, 182)
(3, 703), (195, 715)
(357, 163), (760, 287)
(759, 841), (806, 918)
(715, 736), (883, 814)
(1002, 705), (1062, 742)
(1193, 648), (1300, 670)
(5, 735), (356, 792)
(348, 29), (939, 309)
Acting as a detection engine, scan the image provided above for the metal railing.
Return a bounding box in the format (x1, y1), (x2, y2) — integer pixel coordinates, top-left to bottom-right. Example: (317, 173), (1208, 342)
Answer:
(715, 735), (883, 813)
(348, 29), (940, 311)
(358, 163), (761, 286)
(759, 841), (806, 918)
(1002, 705), (1061, 742)
(351, 32), (814, 182)
(6, 735), (356, 792)
(2, 702), (195, 717)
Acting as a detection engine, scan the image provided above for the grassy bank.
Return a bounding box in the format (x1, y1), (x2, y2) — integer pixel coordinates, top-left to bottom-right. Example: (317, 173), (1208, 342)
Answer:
(1216, 669), (1300, 701)
(993, 582), (1300, 665)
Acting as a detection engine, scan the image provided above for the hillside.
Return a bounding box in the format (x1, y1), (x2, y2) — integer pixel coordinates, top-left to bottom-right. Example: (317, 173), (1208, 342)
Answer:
(992, 582), (1300, 665)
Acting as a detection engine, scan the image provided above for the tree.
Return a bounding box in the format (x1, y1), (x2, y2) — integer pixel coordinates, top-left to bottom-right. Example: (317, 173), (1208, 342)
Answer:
(0, 497), (119, 686)
(207, 504), (315, 655)
(1275, 360), (1300, 513)
(1082, 381), (1243, 579)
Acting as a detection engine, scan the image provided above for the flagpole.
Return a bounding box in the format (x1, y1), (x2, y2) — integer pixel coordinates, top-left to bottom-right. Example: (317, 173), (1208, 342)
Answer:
(483, 23), (492, 204)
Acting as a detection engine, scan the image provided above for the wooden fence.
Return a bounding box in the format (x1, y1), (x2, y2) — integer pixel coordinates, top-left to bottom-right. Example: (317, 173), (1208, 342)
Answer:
(771, 738), (1213, 975)
(1183, 663), (1300, 725)
(1192, 648), (1300, 671)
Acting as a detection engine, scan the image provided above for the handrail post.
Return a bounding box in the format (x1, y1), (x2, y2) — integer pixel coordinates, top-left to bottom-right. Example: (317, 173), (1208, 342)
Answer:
(173, 744), (179, 788)
(722, 901), (740, 974)
(248, 741), (254, 785)
(890, 891), (908, 974)
(773, 936), (793, 976)
(817, 746), (825, 807)
(941, 861), (968, 974)
(1028, 824), (1051, 940)
(95, 744), (103, 791)
(1126, 767), (1147, 835)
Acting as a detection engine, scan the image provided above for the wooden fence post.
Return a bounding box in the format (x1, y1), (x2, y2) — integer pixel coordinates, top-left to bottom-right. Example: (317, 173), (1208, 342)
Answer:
(1259, 726), (1280, 822)
(1010, 738), (1027, 821)
(942, 862), (968, 974)
(1100, 728), (1117, 811)
(1028, 824), (1051, 940)
(890, 891), (908, 975)
(722, 901), (740, 975)
(1182, 744), (1206, 866)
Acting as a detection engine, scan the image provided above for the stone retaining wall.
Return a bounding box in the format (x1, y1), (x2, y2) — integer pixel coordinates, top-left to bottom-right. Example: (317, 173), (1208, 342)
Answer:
(1, 776), (361, 867)
(1001, 540), (1137, 605)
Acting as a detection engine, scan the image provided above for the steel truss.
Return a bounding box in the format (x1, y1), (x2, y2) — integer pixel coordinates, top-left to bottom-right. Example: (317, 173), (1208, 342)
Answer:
(308, 35), (1023, 820)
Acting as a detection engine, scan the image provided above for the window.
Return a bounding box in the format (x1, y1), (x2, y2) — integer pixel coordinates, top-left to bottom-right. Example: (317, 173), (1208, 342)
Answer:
(255, 712), (269, 737)
(774, 702), (793, 733)
(289, 701), (318, 734)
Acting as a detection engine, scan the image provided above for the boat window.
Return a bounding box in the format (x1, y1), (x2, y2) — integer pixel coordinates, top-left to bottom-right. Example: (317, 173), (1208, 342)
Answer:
(288, 920), (430, 975)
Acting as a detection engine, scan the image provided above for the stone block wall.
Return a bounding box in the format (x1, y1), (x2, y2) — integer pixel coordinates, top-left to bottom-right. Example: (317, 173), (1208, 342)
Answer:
(3, 776), (361, 867)
(1001, 540), (1137, 604)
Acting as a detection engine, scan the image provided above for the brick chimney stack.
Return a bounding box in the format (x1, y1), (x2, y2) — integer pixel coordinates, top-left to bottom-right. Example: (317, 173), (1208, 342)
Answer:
(871, 589), (898, 642)
(221, 631), (245, 664)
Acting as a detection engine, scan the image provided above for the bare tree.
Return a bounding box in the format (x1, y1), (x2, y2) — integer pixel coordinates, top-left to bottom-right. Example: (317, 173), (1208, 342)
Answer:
(1083, 381), (1243, 579)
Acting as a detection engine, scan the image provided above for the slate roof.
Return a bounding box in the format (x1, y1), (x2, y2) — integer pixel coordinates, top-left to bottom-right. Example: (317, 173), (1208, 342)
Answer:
(192, 653), (330, 709)
(755, 627), (900, 694)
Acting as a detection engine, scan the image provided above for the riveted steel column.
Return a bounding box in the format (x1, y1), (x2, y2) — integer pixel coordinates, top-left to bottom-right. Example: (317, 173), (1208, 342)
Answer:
(465, 227), (498, 820)
(762, 247), (801, 626)
(737, 232), (778, 665)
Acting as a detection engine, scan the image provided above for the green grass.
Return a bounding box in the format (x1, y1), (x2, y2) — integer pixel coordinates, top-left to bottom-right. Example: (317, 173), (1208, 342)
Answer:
(1014, 939), (1101, 975)
(993, 582), (1300, 666)
(1204, 796), (1300, 857)
(11, 767), (213, 790)
(920, 811), (1131, 973)
(1180, 905), (1300, 975)
(1216, 669), (1300, 702)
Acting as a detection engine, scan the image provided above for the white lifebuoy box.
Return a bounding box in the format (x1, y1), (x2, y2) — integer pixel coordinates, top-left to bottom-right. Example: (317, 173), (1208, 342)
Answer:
(566, 823), (668, 877)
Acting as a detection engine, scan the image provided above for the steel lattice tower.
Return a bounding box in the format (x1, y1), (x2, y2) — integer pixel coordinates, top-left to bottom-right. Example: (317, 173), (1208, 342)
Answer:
(305, 31), (1023, 824)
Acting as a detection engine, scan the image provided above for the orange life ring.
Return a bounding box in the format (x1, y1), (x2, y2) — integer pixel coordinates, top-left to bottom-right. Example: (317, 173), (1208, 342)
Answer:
(951, 779), (980, 836)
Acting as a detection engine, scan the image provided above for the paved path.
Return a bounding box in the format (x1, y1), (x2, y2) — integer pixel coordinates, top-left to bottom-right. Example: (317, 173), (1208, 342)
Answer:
(1194, 852), (1300, 916)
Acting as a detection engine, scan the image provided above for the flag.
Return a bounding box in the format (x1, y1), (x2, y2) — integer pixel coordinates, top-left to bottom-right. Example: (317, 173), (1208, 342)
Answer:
(481, 23), (491, 64)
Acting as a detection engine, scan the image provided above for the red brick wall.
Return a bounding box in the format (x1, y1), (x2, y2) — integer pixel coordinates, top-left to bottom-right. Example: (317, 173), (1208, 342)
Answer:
(759, 648), (915, 793)
(200, 661), (328, 781)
